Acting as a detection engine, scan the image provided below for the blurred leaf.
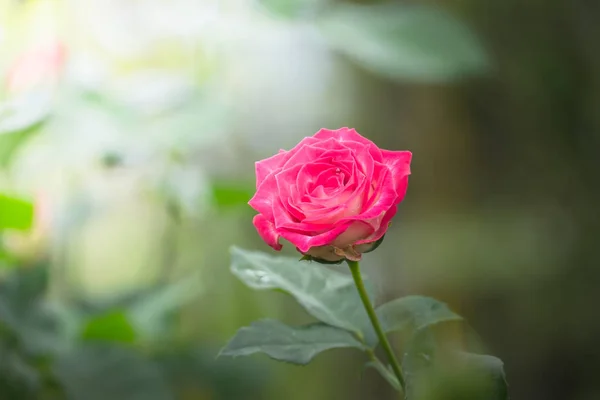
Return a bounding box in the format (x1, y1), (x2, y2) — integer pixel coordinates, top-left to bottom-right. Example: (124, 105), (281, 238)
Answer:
(53, 344), (173, 400)
(0, 265), (69, 356)
(230, 247), (371, 335)
(128, 276), (203, 341)
(220, 319), (365, 365)
(155, 346), (270, 399)
(453, 351), (509, 400)
(402, 328), (436, 399)
(376, 295), (463, 337)
(0, 248), (15, 267)
(211, 181), (254, 211)
(12, 306), (65, 357)
(0, 90), (52, 166)
(0, 263), (48, 305)
(0, 265), (48, 332)
(403, 329), (509, 400)
(0, 345), (40, 399)
(80, 310), (136, 344)
(318, 4), (489, 83)
(256, 0), (326, 19)
(0, 194), (34, 231)
(364, 360), (401, 391)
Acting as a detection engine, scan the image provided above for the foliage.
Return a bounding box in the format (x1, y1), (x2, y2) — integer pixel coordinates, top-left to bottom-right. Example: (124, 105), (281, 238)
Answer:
(221, 247), (509, 399)
(220, 319), (366, 364)
(317, 3), (489, 83)
(258, 0), (489, 83)
(0, 193), (34, 231)
(0, 261), (270, 399)
(0, 192), (268, 399)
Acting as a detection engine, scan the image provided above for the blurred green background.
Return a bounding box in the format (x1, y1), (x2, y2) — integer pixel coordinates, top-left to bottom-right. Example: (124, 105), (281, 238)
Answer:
(0, 0), (598, 399)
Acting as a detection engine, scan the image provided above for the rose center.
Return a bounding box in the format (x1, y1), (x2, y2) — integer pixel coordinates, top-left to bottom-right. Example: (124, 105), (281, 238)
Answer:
(307, 165), (351, 198)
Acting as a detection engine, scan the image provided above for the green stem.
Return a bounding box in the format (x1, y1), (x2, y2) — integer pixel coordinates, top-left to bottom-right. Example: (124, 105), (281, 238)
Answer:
(347, 260), (405, 391)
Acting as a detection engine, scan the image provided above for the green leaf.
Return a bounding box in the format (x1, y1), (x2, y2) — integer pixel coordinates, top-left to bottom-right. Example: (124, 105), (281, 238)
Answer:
(155, 346), (270, 399)
(364, 360), (401, 391)
(402, 328), (436, 399)
(318, 4), (489, 83)
(376, 295), (463, 336)
(220, 319), (366, 365)
(230, 247), (371, 334)
(211, 181), (254, 211)
(53, 344), (174, 400)
(402, 329), (509, 400)
(0, 194), (34, 231)
(453, 351), (509, 400)
(0, 264), (49, 331)
(257, 0), (327, 19)
(80, 310), (137, 344)
(0, 346), (40, 398)
(0, 264), (67, 356)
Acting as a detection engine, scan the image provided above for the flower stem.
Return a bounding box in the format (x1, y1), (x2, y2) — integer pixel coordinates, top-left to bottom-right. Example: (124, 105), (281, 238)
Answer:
(347, 260), (405, 392)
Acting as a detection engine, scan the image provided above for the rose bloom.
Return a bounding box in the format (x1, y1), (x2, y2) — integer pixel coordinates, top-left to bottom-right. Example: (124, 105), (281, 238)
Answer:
(249, 127), (411, 262)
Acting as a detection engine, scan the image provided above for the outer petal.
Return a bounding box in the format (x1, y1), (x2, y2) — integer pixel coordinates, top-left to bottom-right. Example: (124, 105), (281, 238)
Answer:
(381, 150), (412, 195)
(331, 220), (374, 247)
(302, 245), (346, 262)
(278, 218), (374, 253)
(344, 168), (397, 231)
(392, 175), (410, 205)
(252, 214), (282, 251)
(313, 128), (383, 162)
(279, 222), (351, 253)
(355, 205), (397, 245)
(248, 172), (279, 220)
(272, 204), (331, 234)
(255, 150), (287, 188)
(255, 135), (327, 186)
(313, 127), (375, 147)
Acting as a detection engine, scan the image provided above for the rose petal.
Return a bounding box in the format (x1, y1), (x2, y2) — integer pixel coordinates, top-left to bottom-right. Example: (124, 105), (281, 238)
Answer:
(282, 141), (332, 169)
(248, 173), (279, 220)
(331, 220), (374, 248)
(353, 145), (374, 180)
(302, 245), (346, 262)
(253, 214), (282, 251)
(346, 168), (397, 229)
(279, 221), (351, 253)
(255, 150), (287, 188)
(381, 150), (412, 194)
(275, 164), (306, 221)
(272, 204), (331, 233)
(285, 197), (305, 221)
(258, 136), (323, 181)
(313, 127), (373, 146)
(302, 187), (363, 225)
(355, 205), (397, 245)
(314, 128), (384, 162)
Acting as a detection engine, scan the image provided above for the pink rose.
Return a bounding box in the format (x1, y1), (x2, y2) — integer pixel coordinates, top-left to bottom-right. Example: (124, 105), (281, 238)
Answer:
(249, 127), (412, 262)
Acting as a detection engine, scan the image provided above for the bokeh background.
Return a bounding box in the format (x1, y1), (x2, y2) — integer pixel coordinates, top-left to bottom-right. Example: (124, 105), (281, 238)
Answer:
(0, 0), (599, 399)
